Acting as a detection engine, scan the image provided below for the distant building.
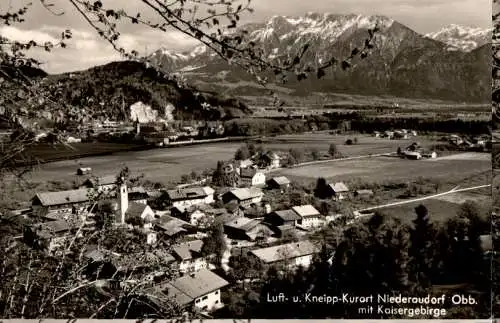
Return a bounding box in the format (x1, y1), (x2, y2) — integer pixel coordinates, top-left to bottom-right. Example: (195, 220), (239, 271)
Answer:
(292, 205), (324, 229)
(239, 168), (266, 187)
(171, 240), (211, 274)
(327, 182), (351, 200)
(80, 175), (117, 193)
(258, 151), (281, 169)
(267, 176), (291, 190)
(165, 187), (214, 208)
(223, 217), (273, 241)
(76, 167), (92, 176)
(116, 181), (155, 229)
(265, 209), (301, 228)
(24, 220), (79, 253)
(149, 269), (229, 312)
(221, 188), (264, 207)
(154, 215), (194, 239)
(32, 189), (89, 217)
(249, 240), (319, 269)
(354, 189), (375, 198)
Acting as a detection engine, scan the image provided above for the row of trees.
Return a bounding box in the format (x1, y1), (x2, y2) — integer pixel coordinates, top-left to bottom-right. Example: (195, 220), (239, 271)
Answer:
(221, 202), (491, 319)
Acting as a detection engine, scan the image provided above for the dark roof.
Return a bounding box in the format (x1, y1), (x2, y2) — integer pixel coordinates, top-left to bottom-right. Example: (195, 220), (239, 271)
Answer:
(224, 217), (261, 232)
(250, 240), (318, 264)
(154, 215), (191, 237)
(35, 189), (89, 207)
(166, 187), (207, 201)
(171, 240), (204, 261)
(240, 168), (257, 178)
(164, 269), (229, 305)
(126, 203), (154, 222)
(272, 209), (301, 221)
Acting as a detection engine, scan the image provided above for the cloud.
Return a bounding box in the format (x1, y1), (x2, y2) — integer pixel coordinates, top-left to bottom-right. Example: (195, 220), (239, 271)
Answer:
(0, 24), (201, 74)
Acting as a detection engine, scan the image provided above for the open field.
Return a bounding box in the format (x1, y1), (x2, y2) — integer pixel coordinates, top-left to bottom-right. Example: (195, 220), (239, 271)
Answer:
(22, 134), (422, 185)
(381, 193), (491, 224)
(274, 153), (491, 185)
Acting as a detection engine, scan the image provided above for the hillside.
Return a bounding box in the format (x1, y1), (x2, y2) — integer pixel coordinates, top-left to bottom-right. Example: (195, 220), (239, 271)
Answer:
(150, 13), (491, 103)
(1, 61), (252, 129)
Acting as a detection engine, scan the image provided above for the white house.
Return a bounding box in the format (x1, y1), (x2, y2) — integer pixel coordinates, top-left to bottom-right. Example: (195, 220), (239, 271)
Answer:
(292, 205), (325, 229)
(171, 240), (211, 274)
(156, 269), (229, 312)
(166, 187), (214, 208)
(249, 240), (319, 269)
(239, 168), (266, 187)
(328, 182), (351, 200)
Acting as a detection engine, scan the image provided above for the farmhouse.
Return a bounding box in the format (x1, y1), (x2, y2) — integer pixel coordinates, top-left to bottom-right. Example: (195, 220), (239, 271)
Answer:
(221, 187), (263, 207)
(77, 167), (92, 175)
(267, 176), (291, 190)
(171, 205), (215, 228)
(223, 217), (273, 241)
(292, 205), (324, 229)
(258, 151), (281, 169)
(239, 168), (266, 187)
(128, 186), (150, 204)
(126, 203), (155, 229)
(249, 240), (319, 269)
(265, 209), (301, 227)
(328, 182), (351, 200)
(165, 186), (214, 208)
(154, 215), (194, 239)
(171, 240), (211, 274)
(32, 189), (89, 217)
(153, 269), (229, 312)
(354, 189), (375, 198)
(24, 220), (78, 252)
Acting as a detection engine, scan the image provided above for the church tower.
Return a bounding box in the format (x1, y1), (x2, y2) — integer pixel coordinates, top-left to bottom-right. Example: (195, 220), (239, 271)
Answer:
(118, 178), (128, 224)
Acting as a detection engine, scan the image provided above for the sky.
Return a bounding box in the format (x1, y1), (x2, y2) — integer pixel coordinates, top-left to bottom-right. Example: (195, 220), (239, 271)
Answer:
(0, 0), (492, 74)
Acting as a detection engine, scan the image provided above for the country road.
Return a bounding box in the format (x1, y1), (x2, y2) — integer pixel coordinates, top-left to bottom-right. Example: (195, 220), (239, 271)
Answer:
(355, 184), (491, 216)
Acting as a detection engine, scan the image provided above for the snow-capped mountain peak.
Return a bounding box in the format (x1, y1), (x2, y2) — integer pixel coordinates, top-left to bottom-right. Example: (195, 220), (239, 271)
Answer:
(425, 24), (492, 52)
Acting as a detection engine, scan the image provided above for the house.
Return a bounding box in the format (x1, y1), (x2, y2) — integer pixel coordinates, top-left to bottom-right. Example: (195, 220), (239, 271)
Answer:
(32, 189), (89, 217)
(77, 167), (92, 175)
(80, 175), (117, 193)
(404, 151), (422, 160)
(292, 205), (325, 229)
(171, 205), (215, 228)
(128, 186), (149, 204)
(267, 176), (291, 190)
(151, 269), (229, 312)
(221, 188), (263, 207)
(165, 187), (214, 208)
(238, 159), (254, 169)
(154, 215), (194, 239)
(223, 217), (273, 241)
(239, 168), (266, 187)
(354, 189), (375, 198)
(249, 240), (319, 269)
(265, 209), (301, 228)
(24, 220), (78, 252)
(126, 203), (155, 229)
(258, 151), (281, 169)
(328, 182), (350, 200)
(171, 240), (211, 274)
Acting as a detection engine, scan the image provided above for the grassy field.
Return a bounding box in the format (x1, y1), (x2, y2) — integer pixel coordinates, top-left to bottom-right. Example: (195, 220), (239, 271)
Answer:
(275, 152), (491, 185)
(381, 194), (491, 225)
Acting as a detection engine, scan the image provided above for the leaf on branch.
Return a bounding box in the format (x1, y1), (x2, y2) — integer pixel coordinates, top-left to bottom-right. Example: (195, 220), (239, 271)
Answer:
(360, 52), (368, 59)
(296, 72), (307, 81)
(351, 48), (360, 56)
(131, 17), (139, 24)
(213, 18), (219, 25)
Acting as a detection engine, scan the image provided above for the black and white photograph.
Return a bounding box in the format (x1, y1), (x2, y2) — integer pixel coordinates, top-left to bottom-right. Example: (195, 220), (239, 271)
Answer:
(0, 0), (494, 320)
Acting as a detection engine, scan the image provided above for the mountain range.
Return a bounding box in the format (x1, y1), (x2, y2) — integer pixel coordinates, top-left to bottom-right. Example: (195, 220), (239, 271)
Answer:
(149, 13), (491, 103)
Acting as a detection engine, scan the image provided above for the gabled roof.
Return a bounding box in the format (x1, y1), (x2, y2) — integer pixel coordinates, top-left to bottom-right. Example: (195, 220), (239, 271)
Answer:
(202, 186), (215, 196)
(250, 240), (318, 264)
(127, 203), (154, 222)
(269, 176), (291, 186)
(240, 168), (258, 178)
(224, 217), (261, 232)
(171, 240), (204, 261)
(329, 182), (350, 193)
(35, 220), (74, 233)
(225, 187), (263, 201)
(154, 215), (191, 237)
(292, 205), (321, 218)
(272, 209), (301, 221)
(35, 189), (89, 207)
(163, 269), (229, 305)
(166, 187), (208, 201)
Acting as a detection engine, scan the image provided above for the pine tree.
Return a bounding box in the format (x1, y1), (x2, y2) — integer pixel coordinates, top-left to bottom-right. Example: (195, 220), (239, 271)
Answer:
(314, 177), (329, 199)
(408, 204), (435, 293)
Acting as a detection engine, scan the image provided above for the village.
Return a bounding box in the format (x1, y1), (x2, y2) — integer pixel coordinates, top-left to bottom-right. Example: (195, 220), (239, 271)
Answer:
(2, 126), (493, 319)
